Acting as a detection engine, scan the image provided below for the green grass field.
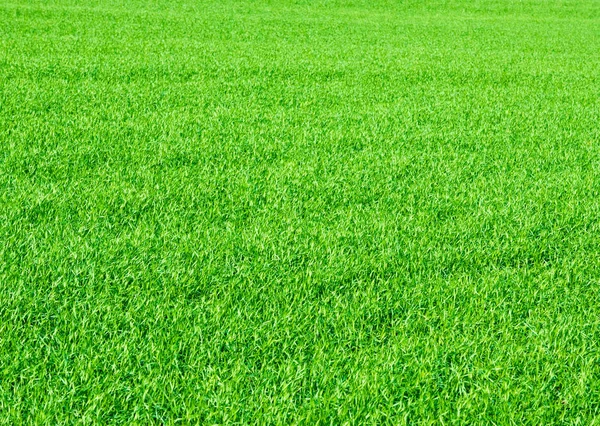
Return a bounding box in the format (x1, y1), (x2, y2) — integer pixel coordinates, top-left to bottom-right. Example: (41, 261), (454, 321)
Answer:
(2, 0), (600, 423)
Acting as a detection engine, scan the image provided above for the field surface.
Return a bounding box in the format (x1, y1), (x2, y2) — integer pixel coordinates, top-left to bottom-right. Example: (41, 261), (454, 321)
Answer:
(2, 0), (600, 423)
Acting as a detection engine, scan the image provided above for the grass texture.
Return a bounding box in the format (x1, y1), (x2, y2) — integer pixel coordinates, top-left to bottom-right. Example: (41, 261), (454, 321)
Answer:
(1, 0), (600, 423)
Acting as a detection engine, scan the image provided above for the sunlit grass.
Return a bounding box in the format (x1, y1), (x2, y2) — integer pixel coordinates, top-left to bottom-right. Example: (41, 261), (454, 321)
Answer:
(1, 0), (600, 423)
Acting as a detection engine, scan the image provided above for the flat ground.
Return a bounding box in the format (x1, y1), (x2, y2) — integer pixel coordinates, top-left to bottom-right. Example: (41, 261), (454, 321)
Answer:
(1, 0), (600, 423)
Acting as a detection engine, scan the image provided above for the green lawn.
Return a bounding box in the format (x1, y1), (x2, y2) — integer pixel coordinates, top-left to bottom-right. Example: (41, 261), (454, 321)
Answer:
(1, 0), (600, 423)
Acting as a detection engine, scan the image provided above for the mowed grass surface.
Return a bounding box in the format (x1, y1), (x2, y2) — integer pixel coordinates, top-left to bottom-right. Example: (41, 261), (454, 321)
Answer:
(1, 0), (600, 423)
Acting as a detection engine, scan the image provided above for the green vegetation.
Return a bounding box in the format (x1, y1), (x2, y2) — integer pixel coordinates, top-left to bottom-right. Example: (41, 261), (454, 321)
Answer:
(1, 0), (600, 423)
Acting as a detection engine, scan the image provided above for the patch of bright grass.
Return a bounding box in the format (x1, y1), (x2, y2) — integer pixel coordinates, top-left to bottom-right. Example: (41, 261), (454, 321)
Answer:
(1, 0), (600, 423)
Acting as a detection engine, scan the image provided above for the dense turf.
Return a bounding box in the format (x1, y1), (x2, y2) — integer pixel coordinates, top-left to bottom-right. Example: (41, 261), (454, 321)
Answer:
(2, 0), (600, 423)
